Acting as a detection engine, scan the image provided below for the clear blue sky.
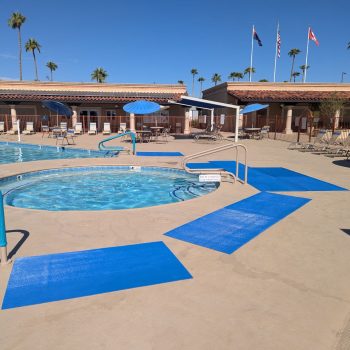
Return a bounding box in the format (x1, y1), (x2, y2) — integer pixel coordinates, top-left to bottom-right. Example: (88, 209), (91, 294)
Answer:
(1, 0), (350, 95)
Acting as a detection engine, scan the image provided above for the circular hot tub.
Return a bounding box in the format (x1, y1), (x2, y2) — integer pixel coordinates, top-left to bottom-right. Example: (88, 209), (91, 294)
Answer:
(0, 166), (219, 211)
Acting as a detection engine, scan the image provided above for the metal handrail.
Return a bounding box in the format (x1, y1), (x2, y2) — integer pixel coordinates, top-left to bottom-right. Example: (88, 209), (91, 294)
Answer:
(182, 143), (248, 184)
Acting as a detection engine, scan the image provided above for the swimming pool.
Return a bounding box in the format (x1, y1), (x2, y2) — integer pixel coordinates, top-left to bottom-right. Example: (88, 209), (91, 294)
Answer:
(0, 166), (219, 211)
(0, 142), (105, 164)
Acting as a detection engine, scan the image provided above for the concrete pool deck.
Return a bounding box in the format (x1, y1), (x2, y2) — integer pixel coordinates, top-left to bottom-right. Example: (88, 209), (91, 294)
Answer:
(0, 132), (350, 350)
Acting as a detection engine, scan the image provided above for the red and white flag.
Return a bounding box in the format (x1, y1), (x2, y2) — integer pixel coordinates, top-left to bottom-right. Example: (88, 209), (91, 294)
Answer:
(308, 27), (319, 46)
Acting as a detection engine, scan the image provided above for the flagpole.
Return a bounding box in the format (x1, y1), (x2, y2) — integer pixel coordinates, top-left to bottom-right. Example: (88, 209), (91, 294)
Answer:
(273, 22), (279, 82)
(303, 27), (310, 83)
(250, 25), (254, 82)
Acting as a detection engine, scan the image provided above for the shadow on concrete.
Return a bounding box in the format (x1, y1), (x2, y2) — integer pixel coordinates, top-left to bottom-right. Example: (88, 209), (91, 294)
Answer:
(6, 229), (30, 259)
(341, 229), (350, 236)
(333, 159), (350, 168)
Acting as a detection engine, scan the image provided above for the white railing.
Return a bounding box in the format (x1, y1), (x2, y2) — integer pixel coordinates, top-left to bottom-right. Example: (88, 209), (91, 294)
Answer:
(181, 143), (248, 184)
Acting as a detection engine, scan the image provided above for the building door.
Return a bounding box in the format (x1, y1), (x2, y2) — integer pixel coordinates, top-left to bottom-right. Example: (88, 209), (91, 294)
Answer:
(79, 108), (100, 132)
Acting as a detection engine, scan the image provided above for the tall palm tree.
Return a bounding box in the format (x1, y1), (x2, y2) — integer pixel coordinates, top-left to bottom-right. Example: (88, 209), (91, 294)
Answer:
(211, 73), (221, 86)
(347, 42), (350, 50)
(292, 71), (301, 83)
(177, 80), (184, 85)
(288, 48), (301, 82)
(190, 68), (198, 96)
(228, 72), (243, 81)
(46, 61), (58, 81)
(300, 64), (310, 82)
(91, 67), (108, 83)
(25, 38), (41, 81)
(259, 79), (269, 82)
(8, 12), (26, 81)
(197, 77), (205, 97)
(244, 67), (256, 81)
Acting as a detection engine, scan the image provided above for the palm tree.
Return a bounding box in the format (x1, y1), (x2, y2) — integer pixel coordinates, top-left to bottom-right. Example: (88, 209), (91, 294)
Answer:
(347, 42), (350, 50)
(177, 80), (184, 85)
(243, 67), (256, 81)
(190, 68), (198, 96)
(211, 73), (221, 86)
(288, 48), (301, 82)
(228, 72), (243, 81)
(8, 12), (26, 81)
(300, 64), (310, 82)
(91, 67), (108, 83)
(292, 71), (301, 83)
(259, 79), (269, 82)
(46, 61), (58, 81)
(25, 38), (41, 81)
(197, 77), (205, 97)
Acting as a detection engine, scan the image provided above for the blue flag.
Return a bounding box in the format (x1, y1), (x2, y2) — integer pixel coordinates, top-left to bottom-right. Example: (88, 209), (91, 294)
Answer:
(253, 29), (263, 47)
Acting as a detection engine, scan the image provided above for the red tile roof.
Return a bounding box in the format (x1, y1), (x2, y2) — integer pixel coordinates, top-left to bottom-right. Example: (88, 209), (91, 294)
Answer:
(0, 90), (182, 104)
(228, 90), (350, 102)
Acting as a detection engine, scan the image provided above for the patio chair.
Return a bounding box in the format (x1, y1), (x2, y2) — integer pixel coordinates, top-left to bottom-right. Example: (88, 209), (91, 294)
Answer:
(74, 122), (83, 135)
(60, 122), (67, 131)
(22, 121), (35, 135)
(66, 129), (77, 145)
(160, 126), (171, 143)
(290, 129), (329, 151)
(102, 122), (111, 135)
(6, 123), (18, 135)
(41, 125), (50, 138)
(118, 122), (127, 134)
(88, 122), (97, 135)
(259, 126), (270, 139)
(0, 121), (4, 134)
(324, 132), (350, 158)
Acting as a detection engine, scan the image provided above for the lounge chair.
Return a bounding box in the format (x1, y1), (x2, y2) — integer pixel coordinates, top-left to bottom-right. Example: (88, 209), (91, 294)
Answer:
(0, 121), (4, 134)
(60, 122), (67, 132)
(103, 122), (111, 135)
(7, 123), (18, 135)
(22, 121), (35, 135)
(74, 122), (83, 135)
(88, 122), (97, 135)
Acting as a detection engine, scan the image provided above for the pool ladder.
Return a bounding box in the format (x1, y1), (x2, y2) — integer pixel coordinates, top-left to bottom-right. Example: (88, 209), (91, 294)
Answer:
(182, 143), (248, 184)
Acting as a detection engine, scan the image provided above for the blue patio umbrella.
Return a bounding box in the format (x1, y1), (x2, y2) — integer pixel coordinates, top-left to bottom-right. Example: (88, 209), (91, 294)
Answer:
(42, 100), (72, 127)
(240, 103), (269, 115)
(42, 100), (72, 117)
(240, 103), (269, 128)
(123, 100), (160, 115)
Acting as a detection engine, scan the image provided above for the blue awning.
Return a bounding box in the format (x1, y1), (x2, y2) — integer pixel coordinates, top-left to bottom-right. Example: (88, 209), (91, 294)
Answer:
(240, 103), (269, 115)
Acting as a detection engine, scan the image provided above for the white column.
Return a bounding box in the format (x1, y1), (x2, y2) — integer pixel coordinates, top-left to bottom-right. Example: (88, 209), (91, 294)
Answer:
(184, 110), (190, 135)
(71, 106), (78, 127)
(334, 109), (340, 129)
(129, 113), (135, 132)
(285, 106), (293, 134)
(10, 105), (17, 128)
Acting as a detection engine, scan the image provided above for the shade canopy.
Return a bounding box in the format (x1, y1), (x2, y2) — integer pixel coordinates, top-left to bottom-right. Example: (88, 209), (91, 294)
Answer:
(169, 95), (239, 110)
(123, 100), (161, 115)
(240, 103), (269, 115)
(42, 100), (72, 117)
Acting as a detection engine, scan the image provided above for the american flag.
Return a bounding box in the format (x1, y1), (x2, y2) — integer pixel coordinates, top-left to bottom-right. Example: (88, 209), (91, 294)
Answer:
(277, 30), (281, 58)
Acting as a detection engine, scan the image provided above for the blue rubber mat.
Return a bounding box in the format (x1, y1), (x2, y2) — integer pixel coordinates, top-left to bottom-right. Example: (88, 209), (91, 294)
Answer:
(136, 152), (184, 156)
(2, 242), (192, 309)
(187, 161), (346, 192)
(165, 192), (311, 254)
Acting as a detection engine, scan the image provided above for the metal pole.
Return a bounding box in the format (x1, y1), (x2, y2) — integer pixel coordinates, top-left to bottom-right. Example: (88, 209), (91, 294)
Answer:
(235, 108), (240, 143)
(17, 119), (21, 142)
(0, 191), (9, 266)
(250, 25), (254, 82)
(303, 27), (310, 83)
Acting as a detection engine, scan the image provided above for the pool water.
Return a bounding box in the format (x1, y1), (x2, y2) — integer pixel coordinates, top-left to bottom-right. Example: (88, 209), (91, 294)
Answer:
(0, 167), (218, 211)
(0, 142), (105, 164)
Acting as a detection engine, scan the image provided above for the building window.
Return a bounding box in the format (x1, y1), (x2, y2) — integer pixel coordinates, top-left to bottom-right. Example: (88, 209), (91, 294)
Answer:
(106, 110), (116, 117)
